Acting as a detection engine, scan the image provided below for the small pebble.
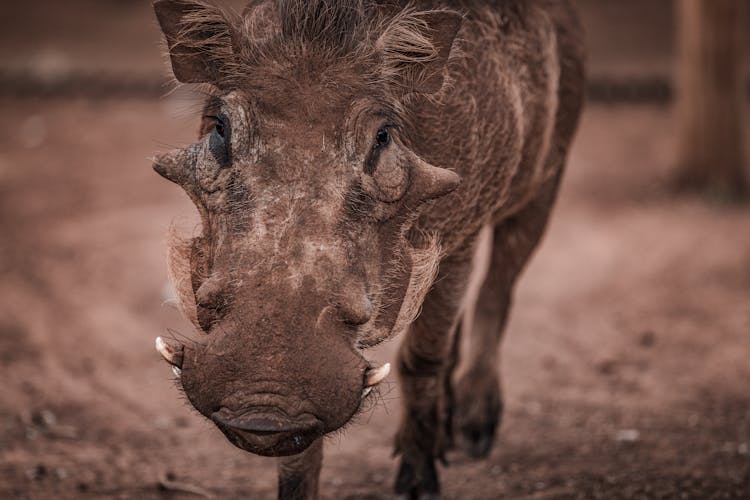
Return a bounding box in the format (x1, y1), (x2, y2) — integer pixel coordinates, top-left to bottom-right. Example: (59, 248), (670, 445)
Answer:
(40, 410), (57, 427)
(615, 429), (640, 442)
(26, 464), (47, 481)
(597, 359), (617, 375)
(639, 331), (656, 348)
(31, 409), (56, 428)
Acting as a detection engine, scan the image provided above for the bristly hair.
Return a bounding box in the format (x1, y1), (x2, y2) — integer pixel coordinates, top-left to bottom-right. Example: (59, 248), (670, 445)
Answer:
(277, 0), (366, 53)
(166, 0), (462, 100)
(267, 0), (452, 65)
(235, 0), (372, 67)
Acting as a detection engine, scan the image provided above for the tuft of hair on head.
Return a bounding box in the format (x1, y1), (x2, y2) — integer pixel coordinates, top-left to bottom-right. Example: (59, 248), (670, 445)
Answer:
(277, 0), (366, 52)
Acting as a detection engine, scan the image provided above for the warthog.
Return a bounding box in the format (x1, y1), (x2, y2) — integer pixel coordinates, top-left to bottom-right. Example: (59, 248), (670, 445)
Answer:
(152, 0), (584, 498)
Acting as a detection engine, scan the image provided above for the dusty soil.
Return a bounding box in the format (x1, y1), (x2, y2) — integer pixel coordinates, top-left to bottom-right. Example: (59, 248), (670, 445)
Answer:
(2, 4), (750, 499)
(1, 95), (749, 500)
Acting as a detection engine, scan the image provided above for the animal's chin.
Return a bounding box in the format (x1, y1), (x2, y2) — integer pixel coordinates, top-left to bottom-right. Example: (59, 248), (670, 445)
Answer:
(210, 408), (326, 457)
(217, 424), (322, 457)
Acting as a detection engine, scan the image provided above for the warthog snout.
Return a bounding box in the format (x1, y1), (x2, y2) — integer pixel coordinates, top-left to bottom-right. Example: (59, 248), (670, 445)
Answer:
(155, 300), (392, 456)
(156, 332), (391, 456)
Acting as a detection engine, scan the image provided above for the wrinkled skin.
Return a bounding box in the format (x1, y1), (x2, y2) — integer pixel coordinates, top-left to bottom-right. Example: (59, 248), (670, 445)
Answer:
(151, 1), (584, 498)
(158, 88), (457, 457)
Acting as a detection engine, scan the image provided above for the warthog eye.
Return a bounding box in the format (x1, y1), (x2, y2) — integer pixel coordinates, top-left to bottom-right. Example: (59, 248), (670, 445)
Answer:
(206, 114), (230, 166)
(365, 127), (391, 175)
(374, 127), (390, 149)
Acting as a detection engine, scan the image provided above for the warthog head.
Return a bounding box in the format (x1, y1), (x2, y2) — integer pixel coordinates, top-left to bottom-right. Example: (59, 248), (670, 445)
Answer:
(152, 0), (461, 457)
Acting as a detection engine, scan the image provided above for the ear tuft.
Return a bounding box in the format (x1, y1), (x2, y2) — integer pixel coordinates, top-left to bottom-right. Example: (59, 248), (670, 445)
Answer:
(377, 9), (462, 95)
(153, 0), (237, 84)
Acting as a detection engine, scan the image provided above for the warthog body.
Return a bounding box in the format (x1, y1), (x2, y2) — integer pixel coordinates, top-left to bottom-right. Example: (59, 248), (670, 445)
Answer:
(152, 0), (584, 498)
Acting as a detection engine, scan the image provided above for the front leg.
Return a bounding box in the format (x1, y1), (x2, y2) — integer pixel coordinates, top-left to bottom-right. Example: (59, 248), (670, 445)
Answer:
(277, 439), (323, 500)
(394, 251), (473, 499)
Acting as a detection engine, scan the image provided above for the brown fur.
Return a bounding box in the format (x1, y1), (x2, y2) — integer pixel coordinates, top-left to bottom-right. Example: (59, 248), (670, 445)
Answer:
(152, 1), (584, 498)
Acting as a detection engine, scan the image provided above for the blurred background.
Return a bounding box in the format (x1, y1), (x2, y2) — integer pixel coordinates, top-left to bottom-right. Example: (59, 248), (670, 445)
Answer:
(0, 1), (748, 498)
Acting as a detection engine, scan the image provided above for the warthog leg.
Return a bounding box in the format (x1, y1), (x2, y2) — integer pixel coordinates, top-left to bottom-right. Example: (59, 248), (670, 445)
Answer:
(277, 438), (323, 500)
(394, 245), (477, 499)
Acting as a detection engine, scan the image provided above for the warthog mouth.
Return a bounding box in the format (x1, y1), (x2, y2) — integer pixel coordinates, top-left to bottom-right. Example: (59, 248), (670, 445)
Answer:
(155, 337), (393, 456)
(211, 407), (324, 457)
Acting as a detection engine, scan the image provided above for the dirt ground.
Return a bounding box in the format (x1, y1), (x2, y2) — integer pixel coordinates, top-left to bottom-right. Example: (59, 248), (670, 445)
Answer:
(1, 1), (750, 498)
(0, 94), (749, 499)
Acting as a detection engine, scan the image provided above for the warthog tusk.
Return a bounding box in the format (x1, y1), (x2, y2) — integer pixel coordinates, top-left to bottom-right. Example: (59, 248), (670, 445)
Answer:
(365, 362), (390, 387)
(362, 387), (372, 399)
(172, 366), (182, 377)
(155, 336), (184, 368)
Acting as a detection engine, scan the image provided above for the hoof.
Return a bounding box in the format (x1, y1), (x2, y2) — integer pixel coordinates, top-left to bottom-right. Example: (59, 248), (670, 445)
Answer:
(394, 452), (439, 500)
(395, 494), (439, 500)
(452, 370), (503, 459)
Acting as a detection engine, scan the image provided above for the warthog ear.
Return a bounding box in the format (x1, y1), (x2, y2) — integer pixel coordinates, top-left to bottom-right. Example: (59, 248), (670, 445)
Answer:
(153, 0), (238, 84)
(377, 10), (462, 95)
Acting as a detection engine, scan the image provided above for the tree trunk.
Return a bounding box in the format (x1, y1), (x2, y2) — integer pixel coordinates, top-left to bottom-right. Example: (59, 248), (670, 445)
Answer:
(675, 0), (746, 199)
